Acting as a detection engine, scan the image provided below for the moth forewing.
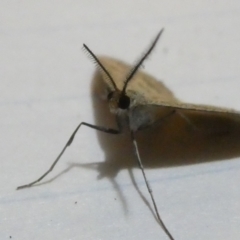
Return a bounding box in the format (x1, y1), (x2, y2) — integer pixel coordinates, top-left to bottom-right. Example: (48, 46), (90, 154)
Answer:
(97, 56), (240, 132)
(132, 98), (240, 135)
(96, 55), (240, 168)
(152, 101), (240, 115)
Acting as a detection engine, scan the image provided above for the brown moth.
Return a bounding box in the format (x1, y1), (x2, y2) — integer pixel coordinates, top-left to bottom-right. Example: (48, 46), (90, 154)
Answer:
(17, 29), (240, 240)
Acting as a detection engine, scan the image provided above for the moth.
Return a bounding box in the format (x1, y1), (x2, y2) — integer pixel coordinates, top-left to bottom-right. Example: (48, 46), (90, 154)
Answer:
(17, 29), (240, 240)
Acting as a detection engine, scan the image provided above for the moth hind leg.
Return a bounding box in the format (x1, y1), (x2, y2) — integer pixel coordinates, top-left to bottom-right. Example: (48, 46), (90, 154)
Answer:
(176, 111), (200, 131)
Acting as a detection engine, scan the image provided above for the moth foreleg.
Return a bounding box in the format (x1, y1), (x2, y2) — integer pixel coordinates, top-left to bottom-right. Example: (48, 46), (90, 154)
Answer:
(17, 122), (121, 190)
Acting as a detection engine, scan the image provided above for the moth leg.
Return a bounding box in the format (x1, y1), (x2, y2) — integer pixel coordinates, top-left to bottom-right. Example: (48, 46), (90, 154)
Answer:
(131, 131), (174, 240)
(17, 122), (121, 190)
(128, 168), (158, 222)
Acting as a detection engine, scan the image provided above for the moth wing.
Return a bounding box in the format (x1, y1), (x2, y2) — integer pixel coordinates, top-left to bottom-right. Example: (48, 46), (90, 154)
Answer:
(128, 101), (240, 133)
(158, 101), (240, 130)
(151, 101), (240, 115)
(133, 103), (240, 167)
(97, 56), (240, 131)
(97, 56), (179, 104)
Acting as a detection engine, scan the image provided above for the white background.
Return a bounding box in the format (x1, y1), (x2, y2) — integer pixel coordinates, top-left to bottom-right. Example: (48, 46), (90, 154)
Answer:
(1, 1), (240, 240)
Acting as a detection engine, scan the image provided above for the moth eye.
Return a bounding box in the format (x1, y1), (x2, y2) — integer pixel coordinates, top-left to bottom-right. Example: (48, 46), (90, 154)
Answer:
(118, 95), (130, 109)
(107, 91), (114, 100)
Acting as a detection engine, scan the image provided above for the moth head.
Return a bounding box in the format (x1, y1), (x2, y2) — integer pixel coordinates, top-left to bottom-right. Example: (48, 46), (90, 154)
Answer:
(83, 29), (164, 114)
(106, 90), (130, 113)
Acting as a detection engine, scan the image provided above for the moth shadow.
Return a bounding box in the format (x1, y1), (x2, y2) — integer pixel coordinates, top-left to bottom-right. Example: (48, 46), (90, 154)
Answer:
(90, 70), (240, 222)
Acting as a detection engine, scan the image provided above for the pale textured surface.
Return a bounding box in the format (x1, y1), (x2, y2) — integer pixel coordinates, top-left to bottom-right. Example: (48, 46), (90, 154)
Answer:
(1, 1), (240, 240)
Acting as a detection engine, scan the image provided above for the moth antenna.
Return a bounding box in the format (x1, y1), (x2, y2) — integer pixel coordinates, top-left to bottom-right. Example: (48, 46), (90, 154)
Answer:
(83, 44), (118, 91)
(121, 29), (164, 95)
